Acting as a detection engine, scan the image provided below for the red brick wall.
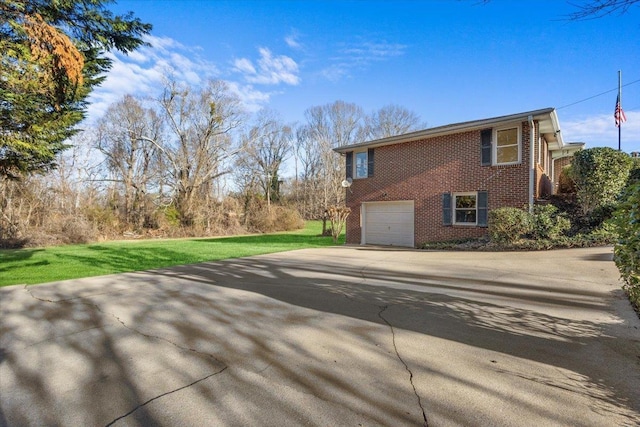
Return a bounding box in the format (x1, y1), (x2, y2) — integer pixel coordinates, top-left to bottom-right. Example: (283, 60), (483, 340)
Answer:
(344, 121), (534, 246)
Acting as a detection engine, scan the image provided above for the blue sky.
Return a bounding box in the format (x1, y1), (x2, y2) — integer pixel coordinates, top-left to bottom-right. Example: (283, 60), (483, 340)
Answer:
(90, 0), (640, 153)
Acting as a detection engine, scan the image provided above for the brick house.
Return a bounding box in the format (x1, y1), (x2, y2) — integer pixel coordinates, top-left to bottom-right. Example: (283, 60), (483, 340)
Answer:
(333, 108), (583, 247)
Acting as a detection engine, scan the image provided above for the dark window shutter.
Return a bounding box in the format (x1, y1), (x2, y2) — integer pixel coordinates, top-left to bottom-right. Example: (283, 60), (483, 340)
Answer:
(367, 148), (374, 177)
(346, 151), (353, 178)
(477, 191), (488, 227)
(442, 192), (452, 226)
(481, 129), (492, 166)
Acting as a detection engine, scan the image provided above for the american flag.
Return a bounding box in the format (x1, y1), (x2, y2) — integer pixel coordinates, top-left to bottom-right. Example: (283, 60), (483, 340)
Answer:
(615, 94), (627, 127)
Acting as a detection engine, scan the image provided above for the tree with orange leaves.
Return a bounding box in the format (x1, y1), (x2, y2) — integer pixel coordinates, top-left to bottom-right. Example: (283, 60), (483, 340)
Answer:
(0, 0), (151, 178)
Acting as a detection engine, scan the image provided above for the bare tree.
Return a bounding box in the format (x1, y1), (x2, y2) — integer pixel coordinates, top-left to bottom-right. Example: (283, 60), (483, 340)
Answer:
(0, 130), (103, 243)
(566, 0), (639, 19)
(302, 101), (366, 216)
(237, 109), (292, 207)
(0, 176), (34, 240)
(363, 104), (425, 140)
(96, 95), (163, 228)
(292, 125), (323, 218)
(52, 131), (103, 215)
(293, 101), (425, 219)
(478, 0), (639, 19)
(155, 79), (244, 226)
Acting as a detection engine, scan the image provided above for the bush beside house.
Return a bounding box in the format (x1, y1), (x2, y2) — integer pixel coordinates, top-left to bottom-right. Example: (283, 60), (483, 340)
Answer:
(488, 208), (531, 244)
(570, 147), (633, 216)
(487, 150), (639, 312)
(614, 183), (640, 309)
(614, 161), (640, 311)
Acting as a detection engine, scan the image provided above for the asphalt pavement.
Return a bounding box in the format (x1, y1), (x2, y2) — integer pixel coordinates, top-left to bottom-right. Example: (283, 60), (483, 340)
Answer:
(1, 246), (639, 426)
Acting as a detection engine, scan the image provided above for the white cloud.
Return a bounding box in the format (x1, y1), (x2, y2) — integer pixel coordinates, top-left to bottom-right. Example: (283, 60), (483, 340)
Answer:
(225, 81), (273, 112)
(147, 35), (182, 50)
(561, 110), (640, 153)
(84, 35), (291, 125)
(233, 48), (300, 86)
(319, 39), (407, 81)
(86, 34), (220, 123)
(341, 41), (406, 60)
(125, 49), (150, 64)
(233, 58), (257, 75)
(285, 31), (303, 49)
(319, 64), (349, 83)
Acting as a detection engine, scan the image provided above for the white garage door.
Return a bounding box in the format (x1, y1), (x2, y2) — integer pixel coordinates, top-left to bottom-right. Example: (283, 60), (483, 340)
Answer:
(362, 201), (414, 247)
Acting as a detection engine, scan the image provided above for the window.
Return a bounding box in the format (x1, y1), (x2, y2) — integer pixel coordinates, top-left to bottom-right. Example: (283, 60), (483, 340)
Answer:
(453, 193), (477, 225)
(495, 125), (521, 165)
(443, 191), (487, 227)
(351, 148), (374, 179)
(355, 152), (367, 178)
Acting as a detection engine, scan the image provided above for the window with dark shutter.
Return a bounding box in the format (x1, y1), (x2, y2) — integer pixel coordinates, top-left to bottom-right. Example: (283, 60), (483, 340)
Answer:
(346, 151), (353, 179)
(481, 129), (492, 166)
(442, 192), (452, 226)
(496, 126), (521, 165)
(367, 148), (374, 177)
(477, 191), (488, 227)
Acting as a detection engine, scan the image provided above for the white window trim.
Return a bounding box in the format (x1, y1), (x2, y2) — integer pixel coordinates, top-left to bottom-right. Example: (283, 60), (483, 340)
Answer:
(453, 192), (478, 226)
(354, 150), (368, 179)
(493, 124), (522, 166)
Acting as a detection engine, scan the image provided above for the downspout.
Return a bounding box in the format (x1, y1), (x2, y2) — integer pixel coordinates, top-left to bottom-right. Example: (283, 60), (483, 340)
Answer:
(547, 155), (558, 194)
(528, 115), (535, 214)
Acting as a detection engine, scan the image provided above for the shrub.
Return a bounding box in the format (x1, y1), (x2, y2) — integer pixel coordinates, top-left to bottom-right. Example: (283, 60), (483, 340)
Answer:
(60, 217), (96, 244)
(628, 159), (640, 186)
(489, 207), (531, 243)
(613, 182), (640, 309)
(587, 203), (617, 229)
(245, 203), (304, 233)
(530, 204), (571, 240)
(163, 205), (181, 227)
(84, 206), (120, 233)
(570, 147), (633, 215)
(275, 205), (305, 231)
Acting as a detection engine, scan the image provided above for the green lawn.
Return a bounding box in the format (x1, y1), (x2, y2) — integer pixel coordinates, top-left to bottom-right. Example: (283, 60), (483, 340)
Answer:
(0, 221), (342, 287)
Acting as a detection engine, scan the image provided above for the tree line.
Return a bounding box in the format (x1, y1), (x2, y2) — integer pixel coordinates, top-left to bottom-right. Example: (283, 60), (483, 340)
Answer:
(0, 76), (424, 246)
(0, 1), (424, 246)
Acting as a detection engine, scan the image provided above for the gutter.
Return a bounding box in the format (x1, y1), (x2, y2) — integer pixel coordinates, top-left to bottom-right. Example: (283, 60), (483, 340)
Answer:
(334, 107), (556, 154)
(528, 115), (535, 214)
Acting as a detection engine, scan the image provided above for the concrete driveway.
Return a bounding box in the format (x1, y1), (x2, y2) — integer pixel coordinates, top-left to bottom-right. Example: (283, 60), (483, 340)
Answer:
(1, 246), (639, 426)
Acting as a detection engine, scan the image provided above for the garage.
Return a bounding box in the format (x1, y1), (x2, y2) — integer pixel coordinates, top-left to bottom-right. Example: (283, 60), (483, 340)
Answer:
(362, 201), (414, 247)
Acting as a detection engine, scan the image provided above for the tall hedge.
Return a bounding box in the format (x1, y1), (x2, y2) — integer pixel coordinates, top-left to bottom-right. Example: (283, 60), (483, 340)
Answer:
(614, 181), (640, 309)
(570, 148), (633, 215)
(488, 207), (531, 243)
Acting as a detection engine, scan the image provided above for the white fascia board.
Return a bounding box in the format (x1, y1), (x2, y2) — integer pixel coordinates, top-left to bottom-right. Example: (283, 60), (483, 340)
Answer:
(334, 107), (556, 153)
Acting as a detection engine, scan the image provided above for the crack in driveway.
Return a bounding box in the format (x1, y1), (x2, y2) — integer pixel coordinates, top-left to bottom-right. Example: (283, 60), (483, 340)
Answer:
(378, 305), (429, 427)
(23, 284), (229, 426)
(106, 310), (225, 364)
(23, 285), (224, 364)
(104, 366), (228, 427)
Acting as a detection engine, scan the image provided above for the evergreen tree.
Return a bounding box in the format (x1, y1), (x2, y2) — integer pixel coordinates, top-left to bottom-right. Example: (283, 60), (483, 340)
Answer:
(0, 0), (151, 179)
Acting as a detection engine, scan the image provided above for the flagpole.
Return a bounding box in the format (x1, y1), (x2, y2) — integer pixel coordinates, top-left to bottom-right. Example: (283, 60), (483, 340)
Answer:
(618, 70), (622, 151)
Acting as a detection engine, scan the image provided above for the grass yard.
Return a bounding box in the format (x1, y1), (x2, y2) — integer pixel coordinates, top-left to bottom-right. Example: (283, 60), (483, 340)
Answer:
(0, 221), (342, 287)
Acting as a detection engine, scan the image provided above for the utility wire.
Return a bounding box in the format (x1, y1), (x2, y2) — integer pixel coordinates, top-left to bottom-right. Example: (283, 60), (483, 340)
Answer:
(557, 78), (640, 110)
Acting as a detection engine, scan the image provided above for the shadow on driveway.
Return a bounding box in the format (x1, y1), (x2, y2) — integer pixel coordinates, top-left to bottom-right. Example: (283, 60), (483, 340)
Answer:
(1, 246), (638, 426)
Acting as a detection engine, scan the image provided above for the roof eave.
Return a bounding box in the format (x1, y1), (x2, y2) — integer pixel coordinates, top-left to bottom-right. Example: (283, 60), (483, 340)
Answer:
(551, 142), (585, 159)
(334, 107), (557, 153)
